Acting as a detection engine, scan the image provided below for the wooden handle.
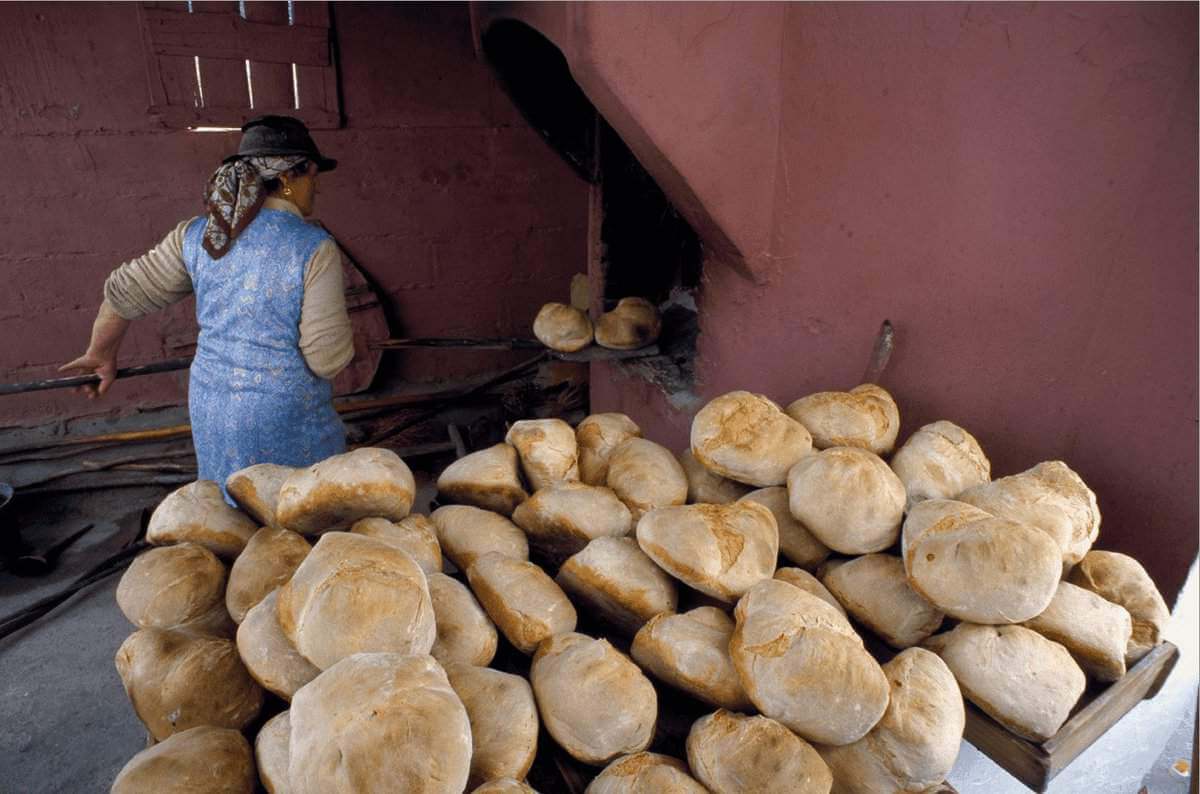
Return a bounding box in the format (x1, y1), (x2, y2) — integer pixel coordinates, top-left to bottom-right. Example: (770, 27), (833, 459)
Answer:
(0, 357), (194, 396)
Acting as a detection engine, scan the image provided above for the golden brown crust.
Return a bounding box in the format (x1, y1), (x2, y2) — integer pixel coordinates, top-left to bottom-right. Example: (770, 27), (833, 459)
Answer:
(444, 663), (539, 787)
(686, 710), (832, 794)
(225, 527), (311, 623)
(146, 480), (258, 559)
(534, 302), (594, 352)
(577, 413), (642, 486)
(226, 463), (295, 528)
(467, 553), (577, 654)
(785, 383), (901, 456)
(690, 391), (813, 487)
(236, 590), (320, 701)
(557, 537), (678, 635)
(117, 543), (229, 632)
(276, 448), (416, 534)
(437, 443), (529, 516)
(113, 726), (256, 794)
(594, 298), (661, 350)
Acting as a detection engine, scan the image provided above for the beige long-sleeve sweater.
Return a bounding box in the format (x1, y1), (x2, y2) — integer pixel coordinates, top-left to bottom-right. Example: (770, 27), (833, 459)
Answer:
(103, 198), (354, 379)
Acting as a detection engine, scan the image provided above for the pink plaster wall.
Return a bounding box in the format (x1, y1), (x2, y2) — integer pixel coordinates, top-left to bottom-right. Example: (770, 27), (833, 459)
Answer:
(0, 2), (588, 427)
(490, 1), (1199, 602)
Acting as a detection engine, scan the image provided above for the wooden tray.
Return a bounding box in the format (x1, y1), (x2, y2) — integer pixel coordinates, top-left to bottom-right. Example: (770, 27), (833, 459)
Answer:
(962, 641), (1180, 792)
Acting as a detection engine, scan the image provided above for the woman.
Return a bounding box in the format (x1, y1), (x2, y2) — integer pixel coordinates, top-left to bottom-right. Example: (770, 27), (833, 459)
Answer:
(61, 116), (354, 497)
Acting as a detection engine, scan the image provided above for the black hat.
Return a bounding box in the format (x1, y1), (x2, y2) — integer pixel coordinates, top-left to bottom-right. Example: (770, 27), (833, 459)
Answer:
(224, 115), (337, 172)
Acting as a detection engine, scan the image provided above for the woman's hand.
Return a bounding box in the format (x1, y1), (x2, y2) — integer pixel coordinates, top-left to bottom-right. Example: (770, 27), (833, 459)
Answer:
(60, 300), (131, 399)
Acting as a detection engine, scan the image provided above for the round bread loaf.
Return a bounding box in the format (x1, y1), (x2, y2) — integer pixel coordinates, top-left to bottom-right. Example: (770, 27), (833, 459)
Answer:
(818, 648), (964, 794)
(686, 710), (833, 794)
(288, 653), (472, 794)
(740, 487), (830, 569)
(785, 384), (900, 456)
(606, 438), (688, 521)
(531, 632), (657, 765)
(255, 711), (291, 794)
(690, 391), (813, 487)
(277, 532), (436, 669)
(637, 501), (779, 603)
(112, 725), (255, 794)
(534, 302), (594, 353)
(117, 543), (230, 633)
(774, 567), (845, 614)
(594, 297), (661, 350)
(147, 480), (258, 558)
(1023, 580), (1133, 681)
(236, 589), (320, 700)
(467, 552), (577, 653)
(821, 554), (944, 649)
(631, 606), (750, 711)
(226, 463), (295, 528)
(556, 537), (678, 634)
(436, 443), (529, 517)
(958, 460), (1100, 567)
(786, 446), (905, 555)
(730, 579), (889, 745)
(115, 628), (264, 741)
(513, 482), (633, 564)
(925, 623), (1086, 742)
(431, 505), (529, 571)
(902, 499), (1061, 624)
(350, 514), (442, 574)
(677, 449), (752, 504)
(428, 572), (498, 667)
(890, 421), (990, 508)
(1067, 550), (1169, 665)
(276, 448), (416, 534)
(577, 413), (642, 486)
(472, 780), (539, 794)
(586, 752), (708, 794)
(225, 527), (311, 623)
(506, 419), (580, 491)
(445, 663), (539, 787)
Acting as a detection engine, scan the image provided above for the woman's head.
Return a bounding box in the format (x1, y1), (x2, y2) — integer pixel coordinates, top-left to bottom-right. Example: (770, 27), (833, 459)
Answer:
(266, 160), (319, 216)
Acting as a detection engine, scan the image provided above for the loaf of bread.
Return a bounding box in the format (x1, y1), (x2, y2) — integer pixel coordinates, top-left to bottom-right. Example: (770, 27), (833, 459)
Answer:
(506, 419), (581, 490)
(436, 443), (529, 516)
(925, 623), (1086, 742)
(147, 480), (258, 558)
(117, 543), (230, 633)
(785, 384), (900, 456)
(594, 297), (661, 350)
(534, 302), (594, 352)
(431, 505), (530, 572)
(350, 515), (442, 574)
(513, 482), (633, 564)
(472, 779), (539, 793)
(445, 662), (539, 787)
(890, 421), (990, 507)
(740, 487), (830, 570)
(686, 710), (833, 794)
(605, 438), (688, 521)
(902, 499), (1061, 624)
(636, 501), (779, 603)
(577, 413), (642, 486)
(958, 461), (1100, 566)
(226, 463), (294, 528)
(730, 579), (889, 745)
(690, 391), (813, 487)
(288, 653), (472, 794)
(556, 536), (678, 634)
(225, 527), (311, 623)
(467, 552), (577, 653)
(821, 554), (944, 649)
(531, 632), (657, 765)
(1023, 580), (1133, 681)
(818, 648), (964, 794)
(678, 449), (752, 504)
(112, 726), (255, 794)
(277, 532), (435, 669)
(236, 589), (320, 700)
(787, 447), (906, 555)
(631, 607), (751, 711)
(276, 448), (416, 534)
(255, 711), (291, 794)
(586, 752), (708, 794)
(773, 567), (845, 615)
(428, 572), (498, 667)
(1068, 550), (1169, 665)
(115, 628), (263, 741)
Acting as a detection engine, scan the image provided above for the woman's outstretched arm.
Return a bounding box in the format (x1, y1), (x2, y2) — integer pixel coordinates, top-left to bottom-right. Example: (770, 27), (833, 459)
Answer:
(59, 300), (131, 398)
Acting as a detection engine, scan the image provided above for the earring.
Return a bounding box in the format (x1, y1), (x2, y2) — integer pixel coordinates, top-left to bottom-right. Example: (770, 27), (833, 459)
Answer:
(283, 186), (292, 196)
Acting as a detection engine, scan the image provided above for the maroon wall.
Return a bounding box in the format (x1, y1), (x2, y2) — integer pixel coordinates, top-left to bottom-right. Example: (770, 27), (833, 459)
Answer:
(0, 2), (588, 427)
(485, 2), (1199, 602)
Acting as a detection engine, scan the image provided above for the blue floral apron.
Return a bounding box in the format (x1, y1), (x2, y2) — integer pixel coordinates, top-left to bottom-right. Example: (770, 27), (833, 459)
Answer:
(182, 209), (346, 501)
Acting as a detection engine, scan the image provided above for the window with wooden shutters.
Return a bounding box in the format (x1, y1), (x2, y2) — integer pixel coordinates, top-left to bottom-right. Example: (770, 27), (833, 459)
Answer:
(138, 1), (340, 129)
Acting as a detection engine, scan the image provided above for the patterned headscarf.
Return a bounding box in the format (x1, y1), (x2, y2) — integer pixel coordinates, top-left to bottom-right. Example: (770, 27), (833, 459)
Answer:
(202, 155), (309, 259)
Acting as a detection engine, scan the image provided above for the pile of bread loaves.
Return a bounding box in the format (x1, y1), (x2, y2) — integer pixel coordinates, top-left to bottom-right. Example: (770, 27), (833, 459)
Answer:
(109, 386), (1171, 794)
(533, 297), (661, 354)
